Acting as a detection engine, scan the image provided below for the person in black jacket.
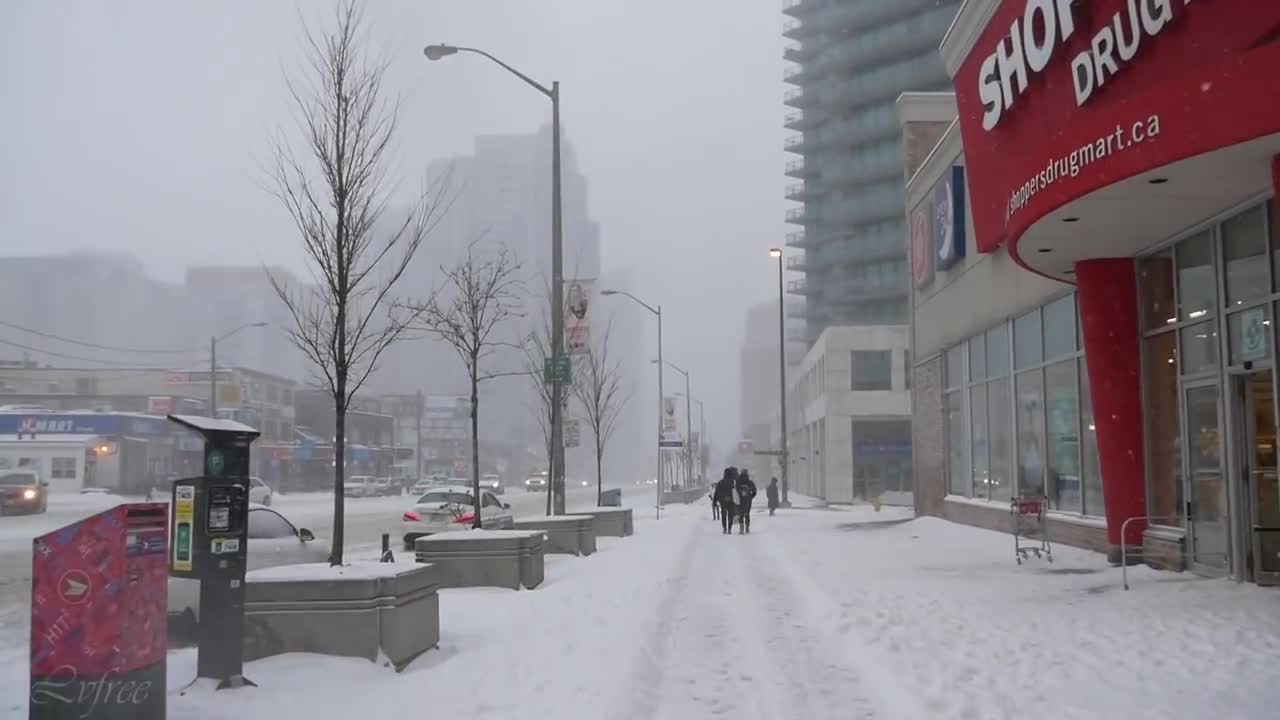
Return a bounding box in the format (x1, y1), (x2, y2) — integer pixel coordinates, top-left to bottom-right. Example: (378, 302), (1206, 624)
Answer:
(766, 477), (780, 516)
(736, 470), (758, 534)
(713, 467), (738, 534)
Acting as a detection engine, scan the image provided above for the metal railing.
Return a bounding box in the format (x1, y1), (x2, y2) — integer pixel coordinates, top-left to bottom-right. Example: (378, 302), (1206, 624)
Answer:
(1120, 515), (1182, 590)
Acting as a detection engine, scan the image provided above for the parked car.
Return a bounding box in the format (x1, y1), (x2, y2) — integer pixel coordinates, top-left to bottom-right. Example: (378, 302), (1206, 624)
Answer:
(168, 506), (328, 633)
(481, 473), (505, 495)
(524, 472), (548, 493)
(343, 476), (376, 498)
(410, 478), (435, 496)
(399, 486), (513, 550)
(0, 470), (48, 515)
(248, 476), (273, 506)
(371, 477), (398, 496)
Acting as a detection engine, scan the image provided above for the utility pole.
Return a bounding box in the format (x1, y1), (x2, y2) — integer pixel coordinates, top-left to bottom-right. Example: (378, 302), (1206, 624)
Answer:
(550, 81), (567, 516)
(209, 335), (217, 417)
(415, 390), (424, 482)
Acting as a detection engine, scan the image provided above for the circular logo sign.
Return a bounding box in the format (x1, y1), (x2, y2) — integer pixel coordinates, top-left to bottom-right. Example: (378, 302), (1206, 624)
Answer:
(206, 450), (225, 477)
(58, 569), (92, 605)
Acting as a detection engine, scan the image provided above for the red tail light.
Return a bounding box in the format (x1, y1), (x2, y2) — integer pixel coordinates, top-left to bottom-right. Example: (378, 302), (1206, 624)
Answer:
(453, 513), (475, 525)
(403, 511), (420, 522)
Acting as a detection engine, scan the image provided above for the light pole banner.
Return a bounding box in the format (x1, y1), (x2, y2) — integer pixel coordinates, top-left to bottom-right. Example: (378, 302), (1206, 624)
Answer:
(564, 278), (594, 355)
(662, 396), (678, 434)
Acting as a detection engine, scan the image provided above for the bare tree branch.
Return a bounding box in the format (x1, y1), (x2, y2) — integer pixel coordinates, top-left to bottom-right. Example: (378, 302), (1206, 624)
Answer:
(412, 242), (524, 526)
(268, 0), (446, 565)
(570, 316), (632, 505)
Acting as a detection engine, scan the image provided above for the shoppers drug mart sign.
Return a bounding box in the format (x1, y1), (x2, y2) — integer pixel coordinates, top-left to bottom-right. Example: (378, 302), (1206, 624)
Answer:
(978, 0), (1190, 130)
(952, 0), (1280, 255)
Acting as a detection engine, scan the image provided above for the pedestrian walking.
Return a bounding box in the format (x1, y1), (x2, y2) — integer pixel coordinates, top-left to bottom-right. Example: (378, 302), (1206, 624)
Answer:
(713, 467), (738, 534)
(766, 476), (780, 516)
(710, 485), (719, 520)
(736, 470), (757, 534)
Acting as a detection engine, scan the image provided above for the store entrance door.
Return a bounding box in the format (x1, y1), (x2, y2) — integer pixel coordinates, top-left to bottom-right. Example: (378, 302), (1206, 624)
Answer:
(1234, 370), (1280, 585)
(1185, 382), (1229, 571)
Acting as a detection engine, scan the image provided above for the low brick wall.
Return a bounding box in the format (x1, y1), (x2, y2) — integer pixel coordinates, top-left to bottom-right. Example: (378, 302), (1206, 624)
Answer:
(942, 498), (1110, 555)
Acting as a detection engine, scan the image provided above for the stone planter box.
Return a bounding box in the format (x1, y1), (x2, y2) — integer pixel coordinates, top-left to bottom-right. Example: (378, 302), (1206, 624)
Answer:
(512, 515), (596, 556)
(599, 488), (623, 507)
(575, 508), (634, 537)
(414, 529), (545, 590)
(243, 562), (440, 671)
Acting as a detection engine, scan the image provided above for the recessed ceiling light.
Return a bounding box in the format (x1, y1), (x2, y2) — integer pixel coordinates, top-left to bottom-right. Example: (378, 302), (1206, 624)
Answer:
(1063, 217), (1080, 223)
(1148, 177), (1169, 185)
(1037, 248), (1052, 253)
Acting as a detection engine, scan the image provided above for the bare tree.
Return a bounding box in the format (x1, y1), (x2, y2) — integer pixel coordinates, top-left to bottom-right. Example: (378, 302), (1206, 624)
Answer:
(415, 242), (523, 527)
(269, 0), (445, 565)
(571, 318), (630, 506)
(520, 308), (569, 516)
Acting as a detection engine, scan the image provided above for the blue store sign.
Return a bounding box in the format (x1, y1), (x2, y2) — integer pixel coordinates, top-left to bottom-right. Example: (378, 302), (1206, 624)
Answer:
(0, 413), (173, 438)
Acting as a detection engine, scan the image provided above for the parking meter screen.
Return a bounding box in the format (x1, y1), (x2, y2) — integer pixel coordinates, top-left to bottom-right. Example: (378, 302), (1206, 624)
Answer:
(209, 505), (230, 532)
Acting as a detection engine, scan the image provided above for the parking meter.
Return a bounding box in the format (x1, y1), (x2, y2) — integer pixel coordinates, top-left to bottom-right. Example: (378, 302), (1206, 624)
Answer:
(166, 415), (259, 690)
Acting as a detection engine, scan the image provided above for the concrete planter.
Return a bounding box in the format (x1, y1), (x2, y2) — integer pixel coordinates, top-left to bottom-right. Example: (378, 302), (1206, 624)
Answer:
(414, 529), (545, 590)
(599, 488), (623, 507)
(575, 508), (634, 537)
(243, 562), (440, 671)
(512, 515), (596, 556)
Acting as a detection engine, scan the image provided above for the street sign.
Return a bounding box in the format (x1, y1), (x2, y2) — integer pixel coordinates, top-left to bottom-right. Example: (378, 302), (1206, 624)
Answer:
(1240, 306), (1269, 361)
(662, 397), (677, 433)
(564, 419), (581, 449)
(564, 279), (594, 355)
(543, 356), (572, 385)
(30, 504), (168, 720)
(659, 439), (684, 448)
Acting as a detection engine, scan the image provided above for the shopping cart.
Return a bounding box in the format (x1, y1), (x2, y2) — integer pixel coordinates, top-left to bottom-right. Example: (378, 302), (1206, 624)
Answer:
(1011, 496), (1052, 565)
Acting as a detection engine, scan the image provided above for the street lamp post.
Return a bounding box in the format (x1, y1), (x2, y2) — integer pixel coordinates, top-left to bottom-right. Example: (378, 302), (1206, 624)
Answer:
(602, 289), (663, 518)
(769, 247), (791, 507)
(210, 322), (268, 417)
(687, 396), (706, 484)
(423, 44), (567, 514)
(658, 361), (693, 492)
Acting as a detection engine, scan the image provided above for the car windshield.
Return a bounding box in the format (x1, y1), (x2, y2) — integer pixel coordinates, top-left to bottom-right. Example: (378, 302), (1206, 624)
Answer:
(417, 492), (472, 505)
(0, 473), (36, 487)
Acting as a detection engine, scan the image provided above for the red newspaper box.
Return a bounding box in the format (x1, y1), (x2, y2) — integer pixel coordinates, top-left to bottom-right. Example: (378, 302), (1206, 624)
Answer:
(28, 503), (168, 720)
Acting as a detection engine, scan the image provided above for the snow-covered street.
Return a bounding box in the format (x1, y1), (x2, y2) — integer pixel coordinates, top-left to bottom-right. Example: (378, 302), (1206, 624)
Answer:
(3, 498), (1280, 719)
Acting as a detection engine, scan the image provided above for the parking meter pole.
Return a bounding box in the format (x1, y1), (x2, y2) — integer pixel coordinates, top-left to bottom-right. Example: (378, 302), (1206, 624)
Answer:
(166, 414), (260, 690)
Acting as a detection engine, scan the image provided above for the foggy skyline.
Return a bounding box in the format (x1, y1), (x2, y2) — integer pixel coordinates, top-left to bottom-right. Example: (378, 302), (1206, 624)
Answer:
(2, 0), (791, 452)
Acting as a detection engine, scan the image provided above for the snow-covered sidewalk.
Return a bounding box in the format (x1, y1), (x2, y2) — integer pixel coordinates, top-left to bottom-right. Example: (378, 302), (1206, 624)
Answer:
(3, 500), (1279, 719)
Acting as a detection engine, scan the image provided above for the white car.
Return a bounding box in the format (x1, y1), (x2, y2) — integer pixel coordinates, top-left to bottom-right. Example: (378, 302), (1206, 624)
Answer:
(481, 473), (505, 495)
(248, 476), (273, 506)
(344, 475), (376, 498)
(400, 486), (513, 550)
(168, 505), (329, 632)
(524, 473), (548, 493)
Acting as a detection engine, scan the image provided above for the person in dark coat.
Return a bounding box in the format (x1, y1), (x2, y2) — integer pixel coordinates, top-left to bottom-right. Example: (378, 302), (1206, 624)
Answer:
(735, 470), (758, 534)
(709, 484), (719, 520)
(713, 467), (738, 534)
(766, 477), (780, 516)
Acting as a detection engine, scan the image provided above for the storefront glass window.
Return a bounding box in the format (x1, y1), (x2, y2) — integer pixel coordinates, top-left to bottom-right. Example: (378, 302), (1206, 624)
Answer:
(1140, 250), (1177, 331)
(1014, 309), (1043, 369)
(945, 390), (967, 495)
(1079, 359), (1104, 517)
(1228, 304), (1272, 365)
(1270, 198), (1279, 291)
(969, 334), (987, 382)
(988, 378), (1013, 502)
(1045, 361), (1081, 512)
(1144, 331), (1184, 526)
(1015, 370), (1046, 497)
(945, 346), (964, 390)
(971, 386), (989, 499)
(1043, 295), (1077, 359)
(1223, 205), (1269, 307)
(1180, 321), (1218, 375)
(1176, 231), (1215, 321)
(986, 324), (1009, 377)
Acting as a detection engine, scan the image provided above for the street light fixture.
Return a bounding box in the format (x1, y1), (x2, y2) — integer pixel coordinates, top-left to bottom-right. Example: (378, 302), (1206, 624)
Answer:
(653, 359), (693, 490)
(424, 43), (568, 513)
(769, 247), (791, 507)
(210, 322), (268, 417)
(601, 289), (663, 518)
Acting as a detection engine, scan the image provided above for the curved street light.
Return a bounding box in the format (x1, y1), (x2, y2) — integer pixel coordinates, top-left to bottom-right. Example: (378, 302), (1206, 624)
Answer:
(602, 289), (664, 518)
(423, 43), (569, 513)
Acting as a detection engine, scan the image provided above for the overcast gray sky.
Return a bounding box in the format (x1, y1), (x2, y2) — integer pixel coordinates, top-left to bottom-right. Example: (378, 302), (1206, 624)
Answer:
(2, 0), (789, 451)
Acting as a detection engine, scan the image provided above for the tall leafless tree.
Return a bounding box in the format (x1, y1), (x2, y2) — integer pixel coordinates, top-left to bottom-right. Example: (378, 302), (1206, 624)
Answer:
(268, 1), (446, 565)
(571, 318), (630, 506)
(415, 242), (523, 527)
(520, 307), (569, 516)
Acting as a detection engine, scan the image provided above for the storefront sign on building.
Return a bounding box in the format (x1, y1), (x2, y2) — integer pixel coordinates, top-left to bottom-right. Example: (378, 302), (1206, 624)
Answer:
(910, 204), (934, 289)
(933, 166), (967, 272)
(953, 0), (1280, 256)
(1240, 307), (1269, 362)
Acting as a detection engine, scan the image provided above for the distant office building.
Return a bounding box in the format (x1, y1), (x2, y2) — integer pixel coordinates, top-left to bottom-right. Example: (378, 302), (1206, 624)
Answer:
(782, 0), (963, 341)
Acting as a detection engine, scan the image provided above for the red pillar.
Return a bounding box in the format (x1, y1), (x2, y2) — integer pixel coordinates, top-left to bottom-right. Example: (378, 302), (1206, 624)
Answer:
(1076, 258), (1146, 562)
